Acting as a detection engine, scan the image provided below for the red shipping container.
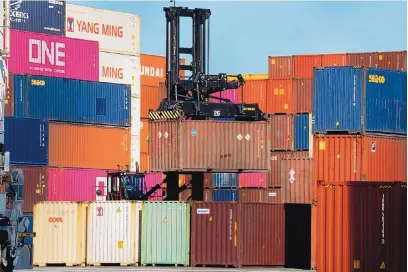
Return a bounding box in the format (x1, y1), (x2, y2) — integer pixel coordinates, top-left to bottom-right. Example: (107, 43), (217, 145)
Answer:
(322, 53), (348, 67)
(7, 30), (99, 81)
(268, 114), (294, 151)
(294, 79), (312, 113)
(266, 80), (294, 114)
(268, 151), (308, 187)
(239, 188), (281, 203)
(237, 79), (267, 112)
(376, 51), (407, 71)
(203, 189), (212, 201)
(280, 158), (312, 204)
(239, 173), (266, 188)
(268, 56), (294, 80)
(294, 54), (322, 79)
(204, 173), (213, 188)
(313, 135), (407, 183)
(179, 189), (192, 201)
(348, 52), (377, 67)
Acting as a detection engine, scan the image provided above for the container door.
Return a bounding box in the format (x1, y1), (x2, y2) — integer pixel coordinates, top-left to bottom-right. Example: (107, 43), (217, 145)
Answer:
(95, 177), (107, 201)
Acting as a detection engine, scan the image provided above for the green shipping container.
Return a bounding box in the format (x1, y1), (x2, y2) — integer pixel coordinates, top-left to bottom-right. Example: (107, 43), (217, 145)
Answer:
(141, 202), (190, 266)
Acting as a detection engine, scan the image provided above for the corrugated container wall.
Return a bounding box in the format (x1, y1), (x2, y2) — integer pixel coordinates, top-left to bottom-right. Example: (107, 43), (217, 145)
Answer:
(139, 153), (149, 172)
(179, 189), (192, 202)
(145, 173), (164, 201)
(33, 202), (87, 266)
(141, 85), (160, 118)
(240, 203), (285, 265)
(149, 120), (269, 172)
(12, 74), (130, 127)
(267, 79), (294, 114)
(191, 202), (240, 267)
(268, 56), (294, 79)
(141, 202), (190, 266)
(140, 119), (149, 153)
(313, 67), (407, 134)
(348, 52), (377, 67)
(211, 88), (238, 104)
(321, 53), (348, 67)
(239, 173), (267, 188)
(313, 135), (407, 183)
(48, 123), (130, 170)
(281, 158), (312, 204)
(130, 135), (140, 172)
(294, 114), (310, 151)
(66, 4), (140, 55)
(5, 117), (48, 166)
(376, 51), (407, 71)
(7, 30), (99, 81)
(213, 173), (239, 188)
(212, 189), (238, 202)
(294, 54), (322, 79)
(268, 151), (308, 188)
(294, 79), (312, 113)
(238, 80), (267, 112)
(204, 189), (212, 201)
(204, 173), (213, 188)
(87, 201), (140, 265)
(239, 188), (282, 203)
(9, 0), (65, 35)
(268, 114), (294, 151)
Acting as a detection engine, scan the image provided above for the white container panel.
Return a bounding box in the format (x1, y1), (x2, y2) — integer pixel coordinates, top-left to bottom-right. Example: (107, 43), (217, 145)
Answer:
(66, 4), (140, 55)
(131, 97), (141, 135)
(87, 201), (141, 265)
(131, 135), (141, 172)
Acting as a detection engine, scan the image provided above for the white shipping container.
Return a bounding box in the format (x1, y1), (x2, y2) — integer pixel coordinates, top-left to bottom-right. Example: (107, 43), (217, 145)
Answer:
(66, 4), (140, 55)
(131, 135), (141, 172)
(131, 97), (141, 135)
(33, 202), (87, 266)
(87, 201), (141, 266)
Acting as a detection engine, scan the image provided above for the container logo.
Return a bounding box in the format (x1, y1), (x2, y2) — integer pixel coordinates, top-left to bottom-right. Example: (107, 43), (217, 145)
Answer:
(10, 0), (28, 23)
(48, 217), (63, 223)
(96, 207), (104, 216)
(67, 18), (124, 38)
(29, 39), (66, 67)
(102, 66), (124, 80)
(141, 66), (164, 78)
(31, 79), (46, 86)
(368, 74), (386, 84)
(67, 17), (75, 32)
(191, 129), (197, 137)
(197, 208), (210, 214)
(371, 141), (376, 152)
(289, 169), (295, 183)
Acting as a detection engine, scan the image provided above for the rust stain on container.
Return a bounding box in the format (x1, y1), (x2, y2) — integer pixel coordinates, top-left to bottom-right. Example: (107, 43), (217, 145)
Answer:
(5, 73), (14, 116)
(268, 151), (308, 188)
(322, 54), (348, 67)
(237, 79), (267, 112)
(294, 79), (312, 113)
(268, 56), (294, 80)
(266, 80), (294, 114)
(140, 119), (149, 153)
(313, 135), (407, 183)
(239, 188), (281, 203)
(49, 123), (130, 170)
(268, 114), (294, 151)
(281, 158), (312, 204)
(294, 54), (322, 79)
(149, 120), (269, 172)
(376, 51), (407, 71)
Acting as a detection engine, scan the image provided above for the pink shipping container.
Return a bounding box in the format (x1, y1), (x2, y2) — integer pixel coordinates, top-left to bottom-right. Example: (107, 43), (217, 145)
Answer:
(268, 114), (294, 151)
(211, 88), (238, 103)
(7, 30), (99, 81)
(239, 173), (267, 188)
(145, 172), (164, 201)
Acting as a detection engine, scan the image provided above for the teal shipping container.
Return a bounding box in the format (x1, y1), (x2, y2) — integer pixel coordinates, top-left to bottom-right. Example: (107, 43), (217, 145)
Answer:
(141, 202), (190, 266)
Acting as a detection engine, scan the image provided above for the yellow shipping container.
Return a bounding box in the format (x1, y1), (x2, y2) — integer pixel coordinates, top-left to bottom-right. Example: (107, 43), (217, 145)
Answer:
(33, 202), (88, 266)
(228, 73), (268, 81)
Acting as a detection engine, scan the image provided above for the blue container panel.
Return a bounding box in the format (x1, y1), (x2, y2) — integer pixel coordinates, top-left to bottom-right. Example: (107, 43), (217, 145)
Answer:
(212, 189), (238, 202)
(14, 75), (130, 127)
(5, 117), (48, 165)
(10, 0), (65, 35)
(294, 114), (309, 150)
(22, 215), (34, 244)
(212, 173), (239, 188)
(365, 68), (407, 134)
(313, 67), (363, 133)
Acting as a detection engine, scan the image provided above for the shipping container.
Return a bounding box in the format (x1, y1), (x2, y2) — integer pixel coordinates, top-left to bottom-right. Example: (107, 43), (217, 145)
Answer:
(294, 79), (312, 113)
(321, 53), (348, 67)
(5, 117), (48, 166)
(130, 134), (140, 172)
(241, 74), (269, 80)
(87, 201), (140, 265)
(140, 54), (185, 87)
(316, 182), (407, 272)
(4, 75), (15, 116)
(294, 54), (322, 79)
(237, 79), (267, 112)
(239, 173), (267, 188)
(281, 158), (312, 204)
(140, 119), (149, 153)
(178, 174), (192, 187)
(314, 134), (407, 183)
(139, 153), (149, 172)
(145, 173), (163, 201)
(66, 4), (140, 55)
(313, 67), (407, 134)
(33, 202), (87, 266)
(141, 85), (160, 118)
(294, 114), (310, 151)
(203, 189), (212, 201)
(190, 202), (240, 267)
(239, 188), (281, 203)
(240, 203), (285, 265)
(213, 173), (239, 188)
(141, 202), (190, 266)
(179, 189), (192, 201)
(204, 173), (213, 188)
(149, 120), (269, 172)
(348, 52), (377, 67)
(11, 74), (130, 127)
(130, 97), (141, 137)
(268, 151), (308, 187)
(212, 189), (238, 202)
(7, 30), (99, 81)
(48, 123), (130, 170)
(266, 80), (294, 114)
(211, 88), (238, 104)
(268, 56), (294, 80)
(158, 81), (166, 102)
(8, 0), (65, 36)
(376, 51), (407, 71)
(268, 114), (294, 151)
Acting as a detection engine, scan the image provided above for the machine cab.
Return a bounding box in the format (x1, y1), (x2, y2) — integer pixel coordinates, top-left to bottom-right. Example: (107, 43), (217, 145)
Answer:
(105, 171), (147, 201)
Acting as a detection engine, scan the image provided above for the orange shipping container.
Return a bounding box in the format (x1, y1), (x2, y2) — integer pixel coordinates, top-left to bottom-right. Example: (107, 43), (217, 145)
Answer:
(294, 54), (322, 79)
(140, 54), (185, 87)
(140, 85), (160, 118)
(238, 79), (267, 112)
(266, 79), (294, 114)
(322, 53), (348, 67)
(313, 134), (407, 183)
(48, 123), (130, 169)
(268, 56), (294, 80)
(139, 153), (149, 172)
(140, 119), (149, 153)
(280, 158), (312, 204)
(294, 79), (312, 113)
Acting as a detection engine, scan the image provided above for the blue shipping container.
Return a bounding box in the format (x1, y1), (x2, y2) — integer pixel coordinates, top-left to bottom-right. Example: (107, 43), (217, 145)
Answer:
(5, 117), (48, 166)
(212, 189), (238, 202)
(13, 74), (130, 127)
(294, 114), (309, 150)
(10, 0), (65, 36)
(213, 173), (239, 188)
(313, 67), (407, 134)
